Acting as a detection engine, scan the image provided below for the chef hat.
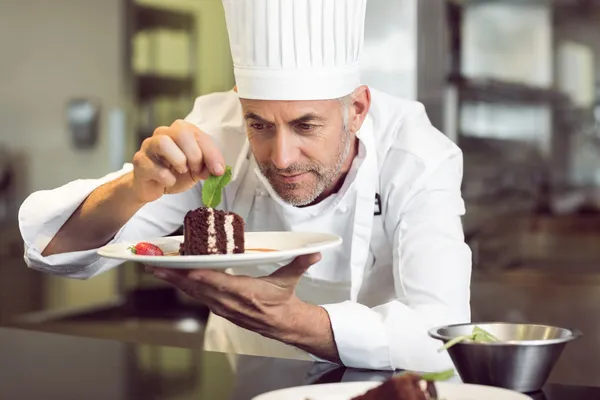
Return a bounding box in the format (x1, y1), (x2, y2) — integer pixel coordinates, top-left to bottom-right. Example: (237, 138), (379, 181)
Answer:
(221, 0), (367, 101)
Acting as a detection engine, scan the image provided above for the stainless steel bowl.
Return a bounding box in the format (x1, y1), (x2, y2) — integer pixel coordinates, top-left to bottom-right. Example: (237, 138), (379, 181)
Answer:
(428, 322), (581, 393)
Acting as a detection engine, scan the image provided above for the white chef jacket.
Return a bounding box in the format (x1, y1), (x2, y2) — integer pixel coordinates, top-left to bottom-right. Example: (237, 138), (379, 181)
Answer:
(18, 88), (472, 372)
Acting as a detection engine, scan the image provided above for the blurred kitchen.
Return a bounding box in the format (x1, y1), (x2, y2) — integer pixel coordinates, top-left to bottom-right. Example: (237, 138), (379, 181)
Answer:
(1, 0), (600, 390)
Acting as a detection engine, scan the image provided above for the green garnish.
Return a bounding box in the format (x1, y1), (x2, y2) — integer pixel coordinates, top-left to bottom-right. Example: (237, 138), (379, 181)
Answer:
(201, 165), (232, 208)
(421, 368), (455, 381)
(438, 326), (501, 352)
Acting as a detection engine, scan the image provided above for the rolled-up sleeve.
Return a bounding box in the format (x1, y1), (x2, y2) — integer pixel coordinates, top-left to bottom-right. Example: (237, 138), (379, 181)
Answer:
(18, 163), (203, 279)
(321, 154), (472, 372)
(18, 90), (245, 280)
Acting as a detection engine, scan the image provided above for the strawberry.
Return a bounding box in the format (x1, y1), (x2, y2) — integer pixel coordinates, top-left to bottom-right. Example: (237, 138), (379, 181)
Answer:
(129, 242), (164, 256)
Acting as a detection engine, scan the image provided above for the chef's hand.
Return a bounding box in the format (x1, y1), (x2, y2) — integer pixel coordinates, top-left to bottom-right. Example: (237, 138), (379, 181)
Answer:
(148, 253), (341, 363)
(131, 119), (226, 203)
(149, 253), (321, 337)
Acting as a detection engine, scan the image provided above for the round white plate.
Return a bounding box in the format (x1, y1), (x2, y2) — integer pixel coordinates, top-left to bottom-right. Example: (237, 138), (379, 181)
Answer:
(97, 231), (342, 269)
(251, 381), (532, 400)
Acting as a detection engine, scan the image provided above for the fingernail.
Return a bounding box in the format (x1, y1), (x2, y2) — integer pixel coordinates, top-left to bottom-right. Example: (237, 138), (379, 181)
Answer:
(213, 163), (224, 175)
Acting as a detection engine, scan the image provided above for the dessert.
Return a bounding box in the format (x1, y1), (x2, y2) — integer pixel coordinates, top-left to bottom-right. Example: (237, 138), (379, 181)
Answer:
(179, 207), (245, 255)
(351, 372), (441, 400)
(179, 165), (245, 255)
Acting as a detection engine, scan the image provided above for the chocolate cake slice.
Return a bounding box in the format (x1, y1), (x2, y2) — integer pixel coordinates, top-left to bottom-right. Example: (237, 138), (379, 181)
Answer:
(180, 207), (245, 255)
(351, 373), (438, 400)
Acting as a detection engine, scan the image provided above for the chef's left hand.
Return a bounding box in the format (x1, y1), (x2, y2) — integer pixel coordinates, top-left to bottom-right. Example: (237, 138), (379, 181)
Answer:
(148, 253), (322, 339)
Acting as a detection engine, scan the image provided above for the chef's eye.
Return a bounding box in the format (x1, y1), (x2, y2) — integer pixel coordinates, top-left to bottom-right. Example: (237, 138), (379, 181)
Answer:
(296, 123), (313, 131)
(250, 123), (266, 131)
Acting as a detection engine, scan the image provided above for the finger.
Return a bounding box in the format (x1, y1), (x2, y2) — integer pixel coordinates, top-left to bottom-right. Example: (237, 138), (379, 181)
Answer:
(171, 129), (204, 175)
(148, 135), (188, 174)
(151, 267), (232, 299)
(151, 268), (245, 315)
(196, 165), (210, 181)
(195, 131), (226, 176)
(133, 152), (177, 188)
(151, 267), (214, 300)
(267, 253), (322, 287)
(187, 270), (272, 317)
(150, 267), (188, 285)
(170, 120), (225, 176)
(152, 125), (171, 137)
(187, 269), (249, 294)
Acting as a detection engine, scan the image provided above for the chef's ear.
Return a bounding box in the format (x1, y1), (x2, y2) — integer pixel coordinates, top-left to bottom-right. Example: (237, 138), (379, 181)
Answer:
(347, 85), (371, 134)
(233, 85), (238, 93)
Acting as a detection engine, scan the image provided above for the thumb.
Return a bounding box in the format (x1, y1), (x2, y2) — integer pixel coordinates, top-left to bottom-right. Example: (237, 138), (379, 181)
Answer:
(267, 253), (322, 287)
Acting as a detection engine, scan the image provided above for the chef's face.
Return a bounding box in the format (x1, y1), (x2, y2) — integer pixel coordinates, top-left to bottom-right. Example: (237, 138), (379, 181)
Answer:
(241, 86), (370, 207)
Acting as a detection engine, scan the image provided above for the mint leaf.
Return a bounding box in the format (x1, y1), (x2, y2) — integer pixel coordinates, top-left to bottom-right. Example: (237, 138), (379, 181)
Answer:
(202, 165), (232, 208)
(438, 334), (473, 352)
(473, 326), (501, 342)
(438, 326), (501, 352)
(421, 368), (455, 382)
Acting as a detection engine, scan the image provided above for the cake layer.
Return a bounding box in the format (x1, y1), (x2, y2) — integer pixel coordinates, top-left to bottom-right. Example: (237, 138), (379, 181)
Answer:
(180, 207), (245, 255)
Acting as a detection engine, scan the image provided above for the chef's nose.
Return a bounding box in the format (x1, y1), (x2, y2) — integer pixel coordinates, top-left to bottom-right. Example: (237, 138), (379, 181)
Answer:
(271, 130), (299, 170)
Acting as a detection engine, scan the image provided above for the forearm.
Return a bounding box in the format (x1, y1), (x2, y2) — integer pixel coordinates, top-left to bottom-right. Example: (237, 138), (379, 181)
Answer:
(278, 300), (341, 364)
(42, 172), (147, 256)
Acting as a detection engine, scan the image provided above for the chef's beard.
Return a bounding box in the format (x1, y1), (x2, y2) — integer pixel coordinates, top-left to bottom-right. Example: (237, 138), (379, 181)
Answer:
(257, 127), (353, 207)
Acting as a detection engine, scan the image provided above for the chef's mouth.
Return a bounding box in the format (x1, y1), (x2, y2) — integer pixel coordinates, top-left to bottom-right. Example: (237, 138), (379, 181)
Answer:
(279, 172), (306, 178)
(274, 171), (311, 183)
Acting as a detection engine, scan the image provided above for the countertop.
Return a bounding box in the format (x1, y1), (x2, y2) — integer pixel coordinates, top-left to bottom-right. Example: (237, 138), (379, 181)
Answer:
(0, 327), (598, 400)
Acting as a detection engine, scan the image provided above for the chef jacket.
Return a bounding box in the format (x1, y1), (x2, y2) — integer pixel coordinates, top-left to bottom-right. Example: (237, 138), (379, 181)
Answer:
(18, 88), (472, 372)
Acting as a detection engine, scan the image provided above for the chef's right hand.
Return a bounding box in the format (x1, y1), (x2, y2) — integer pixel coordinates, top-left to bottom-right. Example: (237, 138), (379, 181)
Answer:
(131, 119), (226, 203)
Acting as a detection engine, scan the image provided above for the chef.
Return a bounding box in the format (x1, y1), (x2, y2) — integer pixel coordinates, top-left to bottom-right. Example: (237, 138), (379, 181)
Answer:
(18, 0), (471, 372)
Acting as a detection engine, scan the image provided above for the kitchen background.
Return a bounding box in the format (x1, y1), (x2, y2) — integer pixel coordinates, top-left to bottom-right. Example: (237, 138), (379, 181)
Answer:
(1, 0), (600, 391)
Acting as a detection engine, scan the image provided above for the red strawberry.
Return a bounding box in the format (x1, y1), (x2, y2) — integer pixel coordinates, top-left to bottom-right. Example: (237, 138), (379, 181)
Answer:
(129, 242), (164, 256)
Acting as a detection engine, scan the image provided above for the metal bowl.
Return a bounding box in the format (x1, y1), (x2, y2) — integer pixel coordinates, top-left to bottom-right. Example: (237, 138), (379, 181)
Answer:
(428, 322), (581, 393)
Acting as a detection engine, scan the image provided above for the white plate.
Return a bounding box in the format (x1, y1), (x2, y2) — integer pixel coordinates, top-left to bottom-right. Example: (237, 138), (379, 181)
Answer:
(97, 231), (342, 269)
(251, 381), (532, 400)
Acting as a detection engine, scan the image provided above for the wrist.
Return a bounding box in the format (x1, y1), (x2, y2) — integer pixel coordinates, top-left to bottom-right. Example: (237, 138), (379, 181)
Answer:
(283, 299), (330, 346)
(283, 299), (341, 363)
(121, 171), (152, 207)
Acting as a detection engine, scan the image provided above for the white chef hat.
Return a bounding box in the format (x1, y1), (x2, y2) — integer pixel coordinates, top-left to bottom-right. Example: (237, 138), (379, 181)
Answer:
(221, 0), (367, 101)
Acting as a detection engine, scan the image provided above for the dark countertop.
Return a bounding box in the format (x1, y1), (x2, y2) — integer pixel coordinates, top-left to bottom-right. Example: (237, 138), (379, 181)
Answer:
(0, 327), (598, 400)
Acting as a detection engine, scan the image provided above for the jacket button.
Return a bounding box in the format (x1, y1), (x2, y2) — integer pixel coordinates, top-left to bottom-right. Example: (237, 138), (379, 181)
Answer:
(338, 205), (349, 214)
